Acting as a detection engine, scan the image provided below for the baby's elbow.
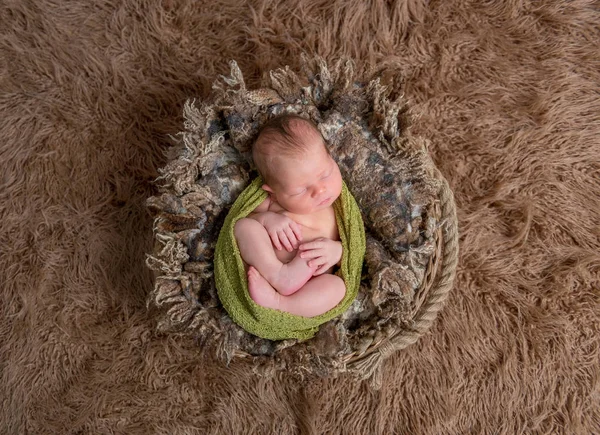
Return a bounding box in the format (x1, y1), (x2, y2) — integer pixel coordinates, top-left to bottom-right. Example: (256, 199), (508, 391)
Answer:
(234, 217), (257, 239)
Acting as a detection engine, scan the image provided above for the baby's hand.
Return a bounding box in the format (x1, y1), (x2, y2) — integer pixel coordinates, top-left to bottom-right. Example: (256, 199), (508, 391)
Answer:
(298, 238), (342, 276)
(260, 212), (303, 252)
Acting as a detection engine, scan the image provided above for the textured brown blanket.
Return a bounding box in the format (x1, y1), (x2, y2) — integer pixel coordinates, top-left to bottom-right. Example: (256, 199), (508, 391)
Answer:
(2, 1), (599, 434)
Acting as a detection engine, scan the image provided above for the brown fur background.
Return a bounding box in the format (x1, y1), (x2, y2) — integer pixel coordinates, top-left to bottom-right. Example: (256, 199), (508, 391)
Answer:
(1, 0), (599, 433)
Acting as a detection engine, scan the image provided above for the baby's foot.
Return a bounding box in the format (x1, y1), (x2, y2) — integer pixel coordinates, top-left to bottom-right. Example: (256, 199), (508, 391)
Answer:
(267, 252), (316, 296)
(247, 266), (281, 311)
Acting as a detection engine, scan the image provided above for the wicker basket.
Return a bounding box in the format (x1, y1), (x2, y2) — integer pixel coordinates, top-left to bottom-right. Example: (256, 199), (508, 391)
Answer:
(146, 57), (458, 385)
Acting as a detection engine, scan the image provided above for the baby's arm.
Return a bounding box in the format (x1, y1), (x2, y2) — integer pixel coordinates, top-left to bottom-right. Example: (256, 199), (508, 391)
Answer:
(247, 196), (271, 215)
(248, 199), (302, 251)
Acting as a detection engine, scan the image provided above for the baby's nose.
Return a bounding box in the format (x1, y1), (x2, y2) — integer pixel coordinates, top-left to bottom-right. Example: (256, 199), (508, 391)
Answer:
(311, 184), (326, 198)
(313, 185), (326, 196)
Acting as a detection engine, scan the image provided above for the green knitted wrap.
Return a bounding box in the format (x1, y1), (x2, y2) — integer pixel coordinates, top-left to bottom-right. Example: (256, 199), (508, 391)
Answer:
(214, 177), (366, 341)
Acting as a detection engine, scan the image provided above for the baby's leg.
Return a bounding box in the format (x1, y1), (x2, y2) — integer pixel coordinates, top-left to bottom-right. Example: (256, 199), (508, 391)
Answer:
(247, 266), (346, 318)
(234, 218), (316, 295)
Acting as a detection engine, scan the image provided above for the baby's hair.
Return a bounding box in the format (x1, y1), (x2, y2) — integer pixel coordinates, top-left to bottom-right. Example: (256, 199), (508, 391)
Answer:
(252, 114), (325, 183)
(254, 114), (320, 155)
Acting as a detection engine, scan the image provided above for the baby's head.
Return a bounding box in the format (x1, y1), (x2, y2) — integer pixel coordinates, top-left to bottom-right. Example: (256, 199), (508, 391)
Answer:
(252, 114), (343, 214)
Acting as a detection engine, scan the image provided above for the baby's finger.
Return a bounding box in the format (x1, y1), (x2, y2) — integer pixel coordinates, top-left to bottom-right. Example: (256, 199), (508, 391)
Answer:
(290, 222), (303, 242)
(313, 263), (330, 276)
(299, 249), (322, 259)
(313, 266), (326, 276)
(299, 239), (324, 251)
(284, 227), (298, 248)
(269, 232), (282, 250)
(278, 231), (293, 252)
(307, 257), (327, 268)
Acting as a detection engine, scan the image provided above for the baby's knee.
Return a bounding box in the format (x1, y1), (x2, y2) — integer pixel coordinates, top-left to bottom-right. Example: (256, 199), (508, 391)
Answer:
(330, 276), (346, 304)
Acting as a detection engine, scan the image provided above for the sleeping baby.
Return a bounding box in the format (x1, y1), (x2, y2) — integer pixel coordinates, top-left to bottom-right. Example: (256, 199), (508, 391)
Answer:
(234, 114), (346, 318)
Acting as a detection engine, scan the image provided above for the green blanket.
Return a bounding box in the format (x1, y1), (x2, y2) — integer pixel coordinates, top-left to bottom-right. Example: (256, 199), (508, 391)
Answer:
(214, 177), (366, 341)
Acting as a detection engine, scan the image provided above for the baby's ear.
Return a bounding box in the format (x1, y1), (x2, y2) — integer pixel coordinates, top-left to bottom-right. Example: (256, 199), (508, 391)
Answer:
(262, 184), (274, 194)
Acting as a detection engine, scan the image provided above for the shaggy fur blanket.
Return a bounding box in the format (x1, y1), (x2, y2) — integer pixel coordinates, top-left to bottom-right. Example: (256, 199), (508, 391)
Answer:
(1, 0), (599, 434)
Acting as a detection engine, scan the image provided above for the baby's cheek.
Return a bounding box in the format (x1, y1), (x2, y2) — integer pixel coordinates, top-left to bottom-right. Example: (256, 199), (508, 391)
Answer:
(332, 177), (343, 197)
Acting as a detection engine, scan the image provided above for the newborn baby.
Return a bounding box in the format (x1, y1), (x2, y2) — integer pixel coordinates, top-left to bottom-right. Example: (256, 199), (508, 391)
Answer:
(234, 114), (345, 318)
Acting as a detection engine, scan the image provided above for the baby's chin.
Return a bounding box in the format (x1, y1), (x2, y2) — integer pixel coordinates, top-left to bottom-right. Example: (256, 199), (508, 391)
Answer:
(288, 202), (332, 215)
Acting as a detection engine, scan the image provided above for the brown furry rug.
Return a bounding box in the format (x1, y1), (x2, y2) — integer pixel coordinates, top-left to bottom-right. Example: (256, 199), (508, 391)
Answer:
(1, 0), (599, 433)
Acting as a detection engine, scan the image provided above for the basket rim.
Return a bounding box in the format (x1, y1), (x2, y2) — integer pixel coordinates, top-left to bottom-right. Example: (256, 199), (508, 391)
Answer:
(343, 167), (459, 381)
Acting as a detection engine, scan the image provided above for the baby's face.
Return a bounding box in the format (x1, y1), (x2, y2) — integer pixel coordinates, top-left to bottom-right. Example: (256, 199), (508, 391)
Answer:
(265, 139), (343, 215)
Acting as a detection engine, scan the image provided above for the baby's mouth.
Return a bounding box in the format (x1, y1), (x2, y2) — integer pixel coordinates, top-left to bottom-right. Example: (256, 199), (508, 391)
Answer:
(318, 197), (332, 206)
